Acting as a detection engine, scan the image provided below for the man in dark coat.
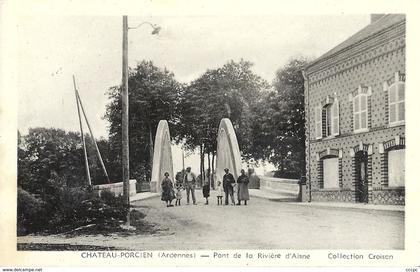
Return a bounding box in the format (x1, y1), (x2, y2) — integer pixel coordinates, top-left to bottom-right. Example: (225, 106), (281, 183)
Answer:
(223, 168), (235, 205)
(183, 167), (197, 205)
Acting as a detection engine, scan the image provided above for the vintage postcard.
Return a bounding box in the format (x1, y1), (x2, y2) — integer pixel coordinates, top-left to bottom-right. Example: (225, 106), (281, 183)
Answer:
(0, 0), (419, 269)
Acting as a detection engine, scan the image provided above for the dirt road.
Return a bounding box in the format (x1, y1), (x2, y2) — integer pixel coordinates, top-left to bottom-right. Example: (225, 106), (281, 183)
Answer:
(18, 191), (404, 250)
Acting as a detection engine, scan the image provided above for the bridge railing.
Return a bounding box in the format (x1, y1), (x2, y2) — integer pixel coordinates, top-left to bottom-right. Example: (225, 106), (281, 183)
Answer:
(259, 176), (300, 197)
(92, 179), (137, 197)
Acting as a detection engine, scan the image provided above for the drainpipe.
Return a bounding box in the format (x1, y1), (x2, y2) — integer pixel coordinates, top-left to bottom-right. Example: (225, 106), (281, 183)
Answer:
(302, 70), (311, 202)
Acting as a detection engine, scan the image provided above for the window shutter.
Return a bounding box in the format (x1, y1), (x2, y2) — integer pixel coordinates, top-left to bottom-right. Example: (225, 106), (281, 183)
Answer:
(389, 83), (405, 125)
(398, 101), (405, 122)
(323, 157), (339, 189)
(322, 107), (327, 137)
(361, 111), (367, 129)
(361, 95), (367, 111)
(315, 106), (322, 139)
(353, 97), (359, 131)
(361, 95), (368, 130)
(397, 83), (405, 122)
(388, 149), (405, 187)
(389, 85), (397, 124)
(397, 83), (404, 101)
(353, 94), (368, 131)
(332, 100), (340, 136)
(389, 104), (396, 123)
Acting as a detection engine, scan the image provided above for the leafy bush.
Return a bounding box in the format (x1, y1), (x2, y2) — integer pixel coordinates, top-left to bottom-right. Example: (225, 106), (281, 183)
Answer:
(46, 185), (95, 229)
(17, 128), (130, 235)
(99, 189), (117, 205)
(17, 188), (47, 235)
(17, 182), (129, 235)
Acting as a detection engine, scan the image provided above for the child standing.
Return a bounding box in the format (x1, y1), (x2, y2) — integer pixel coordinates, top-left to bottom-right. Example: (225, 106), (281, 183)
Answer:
(175, 180), (184, 206)
(216, 181), (224, 205)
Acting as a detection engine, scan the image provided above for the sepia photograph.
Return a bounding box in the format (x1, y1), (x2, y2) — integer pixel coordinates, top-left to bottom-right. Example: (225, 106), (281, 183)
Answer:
(12, 12), (406, 251)
(2, 1), (420, 269)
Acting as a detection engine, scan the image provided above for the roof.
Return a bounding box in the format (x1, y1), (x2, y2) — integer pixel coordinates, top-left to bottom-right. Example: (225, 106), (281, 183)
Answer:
(306, 14), (406, 70)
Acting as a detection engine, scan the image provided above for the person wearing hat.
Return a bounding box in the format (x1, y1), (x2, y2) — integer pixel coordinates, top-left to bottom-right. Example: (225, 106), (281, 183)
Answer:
(222, 168), (235, 205)
(183, 167), (197, 205)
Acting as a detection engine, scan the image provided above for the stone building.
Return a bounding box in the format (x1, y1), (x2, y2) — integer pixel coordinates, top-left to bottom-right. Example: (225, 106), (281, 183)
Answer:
(303, 14), (405, 205)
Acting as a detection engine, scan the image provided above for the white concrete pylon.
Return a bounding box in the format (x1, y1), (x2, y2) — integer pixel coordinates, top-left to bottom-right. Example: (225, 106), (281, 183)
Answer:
(150, 120), (174, 193)
(215, 118), (242, 184)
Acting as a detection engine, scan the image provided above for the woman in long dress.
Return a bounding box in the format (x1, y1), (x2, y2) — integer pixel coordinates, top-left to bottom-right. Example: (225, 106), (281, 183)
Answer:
(161, 172), (175, 207)
(202, 169), (210, 205)
(236, 169), (250, 205)
(202, 181), (210, 205)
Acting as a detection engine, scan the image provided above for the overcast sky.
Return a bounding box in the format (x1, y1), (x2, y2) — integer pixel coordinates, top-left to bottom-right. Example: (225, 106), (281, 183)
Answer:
(17, 14), (370, 173)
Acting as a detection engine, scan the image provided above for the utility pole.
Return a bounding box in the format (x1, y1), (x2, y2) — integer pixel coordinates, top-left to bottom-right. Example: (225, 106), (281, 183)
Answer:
(122, 16), (130, 206)
(120, 17), (160, 226)
(182, 149), (185, 170)
(200, 141), (204, 188)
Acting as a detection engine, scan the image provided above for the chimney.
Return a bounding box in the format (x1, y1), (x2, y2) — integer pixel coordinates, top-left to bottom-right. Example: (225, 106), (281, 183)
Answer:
(370, 14), (386, 23)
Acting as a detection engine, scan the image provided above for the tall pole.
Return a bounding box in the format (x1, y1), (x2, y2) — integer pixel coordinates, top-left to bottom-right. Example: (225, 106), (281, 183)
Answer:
(148, 122), (154, 182)
(73, 75), (91, 186)
(122, 16), (130, 206)
(200, 141), (203, 187)
(207, 151), (211, 186)
(75, 90), (110, 183)
(182, 149), (185, 170)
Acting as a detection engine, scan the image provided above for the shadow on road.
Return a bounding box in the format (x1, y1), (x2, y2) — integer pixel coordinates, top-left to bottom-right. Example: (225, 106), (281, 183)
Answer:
(268, 198), (299, 202)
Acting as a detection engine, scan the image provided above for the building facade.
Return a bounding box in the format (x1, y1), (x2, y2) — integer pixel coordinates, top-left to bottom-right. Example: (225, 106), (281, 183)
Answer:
(303, 14), (406, 205)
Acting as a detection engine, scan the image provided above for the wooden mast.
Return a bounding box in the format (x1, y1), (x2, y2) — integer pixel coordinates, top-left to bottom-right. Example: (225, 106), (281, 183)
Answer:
(73, 75), (91, 186)
(75, 89), (111, 184)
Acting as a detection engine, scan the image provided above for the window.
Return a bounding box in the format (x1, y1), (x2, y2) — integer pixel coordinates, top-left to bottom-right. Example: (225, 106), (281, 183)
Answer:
(315, 98), (339, 139)
(323, 157), (339, 189)
(388, 149), (405, 187)
(353, 94), (368, 133)
(325, 105), (332, 137)
(389, 82), (405, 125)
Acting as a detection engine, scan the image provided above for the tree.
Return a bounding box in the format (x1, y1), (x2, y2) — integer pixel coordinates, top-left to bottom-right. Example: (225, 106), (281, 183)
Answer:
(17, 128), (111, 192)
(104, 60), (183, 184)
(175, 59), (269, 176)
(249, 58), (309, 177)
(18, 128), (86, 194)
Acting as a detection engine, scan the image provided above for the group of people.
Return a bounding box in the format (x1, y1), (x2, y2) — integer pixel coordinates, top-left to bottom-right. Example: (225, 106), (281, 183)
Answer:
(160, 167), (250, 207)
